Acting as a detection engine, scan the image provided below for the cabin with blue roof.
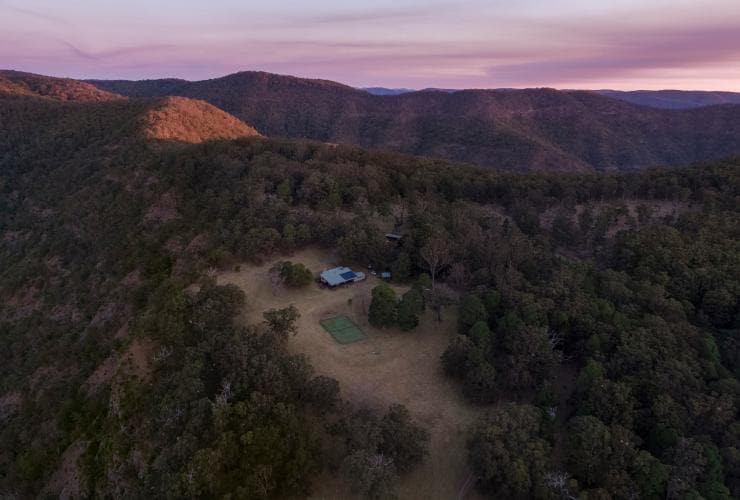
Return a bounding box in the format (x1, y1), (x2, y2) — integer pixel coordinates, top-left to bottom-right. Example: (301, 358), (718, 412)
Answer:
(320, 266), (366, 288)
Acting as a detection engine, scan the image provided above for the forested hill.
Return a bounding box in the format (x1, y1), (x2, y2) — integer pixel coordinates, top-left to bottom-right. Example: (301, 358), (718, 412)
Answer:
(0, 70), (123, 102)
(89, 70), (740, 172)
(0, 87), (261, 148)
(1, 80), (739, 498)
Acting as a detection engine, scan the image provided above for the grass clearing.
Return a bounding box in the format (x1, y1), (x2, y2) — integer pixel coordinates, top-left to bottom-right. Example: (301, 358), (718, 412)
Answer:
(320, 315), (366, 344)
(217, 247), (485, 499)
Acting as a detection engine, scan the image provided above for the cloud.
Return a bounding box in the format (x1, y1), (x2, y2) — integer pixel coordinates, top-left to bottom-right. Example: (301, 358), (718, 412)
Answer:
(58, 40), (180, 62)
(486, 23), (740, 86)
(290, 0), (485, 26)
(0, 1), (70, 25)
(307, 7), (429, 24)
(3, 0), (740, 89)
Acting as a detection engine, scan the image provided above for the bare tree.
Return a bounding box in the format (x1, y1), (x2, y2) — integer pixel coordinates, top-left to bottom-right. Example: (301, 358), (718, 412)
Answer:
(215, 379), (233, 406)
(426, 284), (457, 322)
(547, 328), (564, 350)
(420, 234), (452, 290)
(447, 262), (468, 290)
(391, 196), (409, 229)
(543, 471), (576, 500)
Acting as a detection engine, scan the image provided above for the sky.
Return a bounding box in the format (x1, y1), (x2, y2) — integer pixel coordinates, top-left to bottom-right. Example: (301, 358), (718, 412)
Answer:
(1, 0), (740, 90)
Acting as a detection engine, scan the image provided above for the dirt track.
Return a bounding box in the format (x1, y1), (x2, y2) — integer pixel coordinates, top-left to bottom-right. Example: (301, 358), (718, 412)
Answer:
(218, 247), (484, 500)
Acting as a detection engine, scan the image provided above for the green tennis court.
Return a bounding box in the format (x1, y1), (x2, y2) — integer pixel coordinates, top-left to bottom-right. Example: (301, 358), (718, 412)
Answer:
(320, 315), (366, 344)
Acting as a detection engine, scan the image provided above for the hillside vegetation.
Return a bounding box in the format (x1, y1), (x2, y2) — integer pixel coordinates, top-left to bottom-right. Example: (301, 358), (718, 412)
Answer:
(142, 96), (262, 142)
(90, 70), (740, 171)
(0, 76), (738, 499)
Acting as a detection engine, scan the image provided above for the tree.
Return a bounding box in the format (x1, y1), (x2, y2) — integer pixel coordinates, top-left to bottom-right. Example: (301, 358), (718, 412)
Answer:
(369, 284), (397, 328)
(702, 288), (736, 328)
(426, 284), (456, 322)
(275, 261), (313, 288)
(415, 273), (432, 291)
(442, 335), (476, 379)
(575, 360), (635, 428)
(447, 262), (468, 290)
(329, 404), (429, 498)
(666, 438), (708, 500)
(390, 252), (412, 282)
(391, 197), (409, 228)
(631, 451), (669, 500)
(305, 375), (340, 411)
(378, 404), (430, 473)
(182, 396), (321, 499)
(468, 404), (551, 497)
(578, 378), (636, 428)
(458, 294), (488, 335)
(468, 321), (494, 351)
(263, 305), (300, 338)
(567, 416), (612, 487)
(463, 361), (497, 403)
(419, 234), (451, 289)
(501, 324), (561, 391)
(552, 209), (576, 246)
(397, 289), (423, 331)
(482, 289), (502, 320)
(341, 450), (399, 499)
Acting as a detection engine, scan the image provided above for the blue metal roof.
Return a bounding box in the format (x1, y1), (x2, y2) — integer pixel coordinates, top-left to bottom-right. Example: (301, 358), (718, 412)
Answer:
(320, 267), (354, 286)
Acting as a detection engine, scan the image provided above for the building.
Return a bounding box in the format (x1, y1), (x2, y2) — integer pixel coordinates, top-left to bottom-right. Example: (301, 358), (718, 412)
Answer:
(320, 267), (367, 288)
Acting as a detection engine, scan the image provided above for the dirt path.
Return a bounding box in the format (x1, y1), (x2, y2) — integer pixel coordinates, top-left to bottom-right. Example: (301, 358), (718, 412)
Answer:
(217, 247), (485, 500)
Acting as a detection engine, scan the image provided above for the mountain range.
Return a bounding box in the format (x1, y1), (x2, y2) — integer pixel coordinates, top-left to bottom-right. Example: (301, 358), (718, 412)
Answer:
(87, 71), (740, 171)
(4, 69), (740, 171)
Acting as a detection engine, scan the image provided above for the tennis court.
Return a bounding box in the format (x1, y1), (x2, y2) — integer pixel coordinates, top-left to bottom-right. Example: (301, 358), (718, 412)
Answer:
(320, 315), (366, 344)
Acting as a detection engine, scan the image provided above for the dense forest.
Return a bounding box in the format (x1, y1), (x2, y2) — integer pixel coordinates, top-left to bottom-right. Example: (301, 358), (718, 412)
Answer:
(1, 87), (739, 498)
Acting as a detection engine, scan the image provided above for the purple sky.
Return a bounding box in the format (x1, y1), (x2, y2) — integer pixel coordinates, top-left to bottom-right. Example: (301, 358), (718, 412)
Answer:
(2, 0), (740, 90)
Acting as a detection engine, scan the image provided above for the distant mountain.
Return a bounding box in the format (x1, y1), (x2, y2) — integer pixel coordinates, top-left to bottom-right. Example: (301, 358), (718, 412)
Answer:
(598, 89), (740, 109)
(363, 87), (415, 96)
(0, 74), (260, 147)
(87, 70), (740, 171)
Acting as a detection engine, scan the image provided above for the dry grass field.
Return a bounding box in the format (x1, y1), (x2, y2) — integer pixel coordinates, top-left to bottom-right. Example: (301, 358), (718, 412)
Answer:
(217, 247), (485, 500)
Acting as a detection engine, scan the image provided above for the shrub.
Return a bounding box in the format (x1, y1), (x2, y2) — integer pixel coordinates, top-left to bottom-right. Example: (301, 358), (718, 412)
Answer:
(458, 294), (488, 335)
(369, 284), (398, 328)
(274, 261), (313, 288)
(397, 289), (423, 331)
